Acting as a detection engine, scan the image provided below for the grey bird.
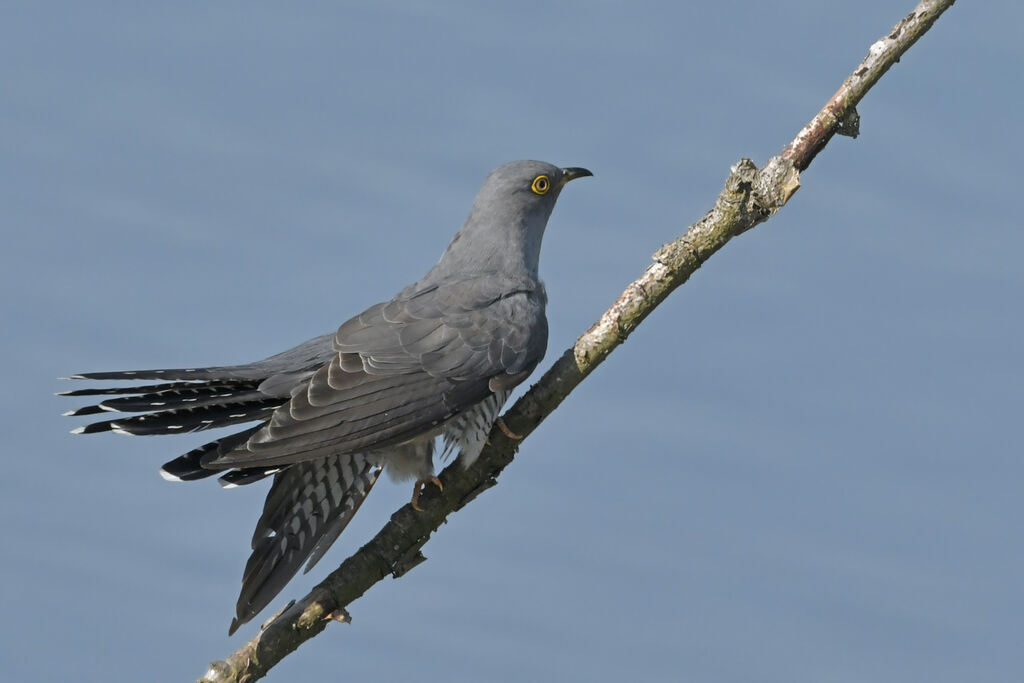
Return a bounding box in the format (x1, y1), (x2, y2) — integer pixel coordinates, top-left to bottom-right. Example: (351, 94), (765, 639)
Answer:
(61, 160), (591, 634)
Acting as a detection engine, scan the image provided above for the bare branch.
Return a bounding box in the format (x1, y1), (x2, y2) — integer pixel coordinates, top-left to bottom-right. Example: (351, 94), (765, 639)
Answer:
(782, 0), (955, 171)
(198, 1), (957, 680)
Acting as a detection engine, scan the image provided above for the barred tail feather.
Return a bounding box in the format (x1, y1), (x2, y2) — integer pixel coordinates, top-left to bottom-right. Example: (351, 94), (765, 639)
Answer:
(63, 374), (281, 432)
(159, 426), (264, 482)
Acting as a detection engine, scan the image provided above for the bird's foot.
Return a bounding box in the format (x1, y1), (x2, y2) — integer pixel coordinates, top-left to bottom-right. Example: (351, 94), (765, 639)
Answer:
(496, 417), (523, 440)
(411, 476), (443, 511)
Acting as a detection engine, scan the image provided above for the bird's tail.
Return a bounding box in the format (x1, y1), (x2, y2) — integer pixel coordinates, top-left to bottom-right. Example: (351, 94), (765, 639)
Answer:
(59, 359), (325, 484)
(60, 332), (333, 442)
(59, 368), (285, 437)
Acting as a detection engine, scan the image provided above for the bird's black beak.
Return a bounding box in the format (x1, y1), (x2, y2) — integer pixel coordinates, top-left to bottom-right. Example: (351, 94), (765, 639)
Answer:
(560, 167), (594, 184)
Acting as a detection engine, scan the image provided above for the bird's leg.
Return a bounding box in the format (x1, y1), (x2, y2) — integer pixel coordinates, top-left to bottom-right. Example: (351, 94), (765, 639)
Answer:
(495, 417), (523, 440)
(411, 476), (443, 511)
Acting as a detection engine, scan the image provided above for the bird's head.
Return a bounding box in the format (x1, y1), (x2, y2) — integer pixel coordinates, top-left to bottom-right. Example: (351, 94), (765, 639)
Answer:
(436, 160), (593, 279)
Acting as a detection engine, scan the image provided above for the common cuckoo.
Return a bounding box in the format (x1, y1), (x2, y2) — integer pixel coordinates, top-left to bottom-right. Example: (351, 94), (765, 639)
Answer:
(61, 160), (591, 633)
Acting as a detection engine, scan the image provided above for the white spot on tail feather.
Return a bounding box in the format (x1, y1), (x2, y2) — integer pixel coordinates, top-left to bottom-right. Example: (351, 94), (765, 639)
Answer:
(159, 468), (184, 482)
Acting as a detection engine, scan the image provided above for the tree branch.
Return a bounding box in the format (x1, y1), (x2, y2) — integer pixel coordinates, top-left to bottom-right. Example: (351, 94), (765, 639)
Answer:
(198, 1), (957, 680)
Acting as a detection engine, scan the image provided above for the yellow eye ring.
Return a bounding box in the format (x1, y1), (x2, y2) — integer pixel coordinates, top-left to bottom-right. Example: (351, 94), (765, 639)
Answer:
(531, 174), (551, 195)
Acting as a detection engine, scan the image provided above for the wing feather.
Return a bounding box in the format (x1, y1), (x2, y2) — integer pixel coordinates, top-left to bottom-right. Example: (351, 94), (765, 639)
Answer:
(229, 452), (382, 634)
(209, 275), (546, 470)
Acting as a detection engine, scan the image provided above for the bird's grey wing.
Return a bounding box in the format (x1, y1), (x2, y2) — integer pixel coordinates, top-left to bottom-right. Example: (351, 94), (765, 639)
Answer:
(229, 451), (382, 635)
(206, 276), (547, 469)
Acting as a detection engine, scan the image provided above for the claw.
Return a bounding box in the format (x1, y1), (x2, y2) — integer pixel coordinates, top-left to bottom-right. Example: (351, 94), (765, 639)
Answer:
(496, 417), (523, 440)
(410, 476), (443, 511)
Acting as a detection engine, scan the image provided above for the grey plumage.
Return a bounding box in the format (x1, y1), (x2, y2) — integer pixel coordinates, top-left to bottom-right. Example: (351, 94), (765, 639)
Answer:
(61, 160), (591, 634)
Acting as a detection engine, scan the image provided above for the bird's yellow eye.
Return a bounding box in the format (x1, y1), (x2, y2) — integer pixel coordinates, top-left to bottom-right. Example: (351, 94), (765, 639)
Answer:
(530, 174), (551, 195)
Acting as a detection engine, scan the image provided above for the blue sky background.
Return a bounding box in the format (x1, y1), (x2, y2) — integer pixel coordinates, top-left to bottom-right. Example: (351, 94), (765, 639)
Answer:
(3, 2), (1022, 681)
